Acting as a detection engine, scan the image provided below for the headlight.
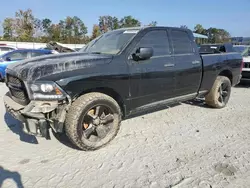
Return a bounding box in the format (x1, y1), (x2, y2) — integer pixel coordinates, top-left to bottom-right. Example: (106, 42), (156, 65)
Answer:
(41, 84), (54, 93)
(28, 81), (68, 100)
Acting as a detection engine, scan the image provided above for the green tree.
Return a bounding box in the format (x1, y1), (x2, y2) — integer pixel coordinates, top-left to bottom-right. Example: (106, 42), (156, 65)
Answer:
(206, 27), (231, 43)
(194, 24), (206, 34)
(119, 16), (141, 28)
(58, 16), (87, 43)
(42, 18), (52, 34)
(72, 16), (87, 41)
(99, 15), (120, 33)
(91, 24), (101, 40)
(50, 24), (62, 42)
(14, 9), (35, 41)
(2, 18), (14, 40)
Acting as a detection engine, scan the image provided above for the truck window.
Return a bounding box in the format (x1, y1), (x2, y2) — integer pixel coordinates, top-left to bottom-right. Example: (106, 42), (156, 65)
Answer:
(136, 30), (170, 56)
(80, 29), (139, 54)
(171, 30), (193, 55)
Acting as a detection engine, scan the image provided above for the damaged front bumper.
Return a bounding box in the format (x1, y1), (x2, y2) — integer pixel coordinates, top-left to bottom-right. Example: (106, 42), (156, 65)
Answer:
(4, 92), (69, 139)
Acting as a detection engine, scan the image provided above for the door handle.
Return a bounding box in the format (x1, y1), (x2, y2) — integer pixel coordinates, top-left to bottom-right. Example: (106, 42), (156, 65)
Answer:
(192, 60), (201, 65)
(164, 63), (175, 67)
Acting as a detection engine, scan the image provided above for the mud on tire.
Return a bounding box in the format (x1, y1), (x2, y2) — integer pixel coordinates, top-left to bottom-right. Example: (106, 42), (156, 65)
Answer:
(205, 76), (231, 108)
(65, 92), (122, 151)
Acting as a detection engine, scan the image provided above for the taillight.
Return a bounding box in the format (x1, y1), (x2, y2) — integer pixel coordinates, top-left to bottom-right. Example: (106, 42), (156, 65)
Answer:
(240, 59), (244, 72)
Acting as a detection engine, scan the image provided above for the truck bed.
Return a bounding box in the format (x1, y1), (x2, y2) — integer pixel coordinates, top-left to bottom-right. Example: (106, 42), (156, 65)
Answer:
(199, 52), (243, 93)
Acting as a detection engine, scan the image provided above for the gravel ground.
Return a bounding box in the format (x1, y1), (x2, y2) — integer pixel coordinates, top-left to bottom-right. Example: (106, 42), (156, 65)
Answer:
(0, 83), (250, 188)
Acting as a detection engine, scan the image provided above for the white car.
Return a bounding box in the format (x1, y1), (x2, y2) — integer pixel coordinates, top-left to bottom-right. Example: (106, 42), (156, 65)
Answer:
(0, 45), (17, 56)
(233, 45), (250, 81)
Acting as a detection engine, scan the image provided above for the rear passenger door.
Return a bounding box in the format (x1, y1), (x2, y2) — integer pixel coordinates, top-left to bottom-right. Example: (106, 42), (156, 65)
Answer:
(128, 29), (176, 109)
(169, 29), (202, 97)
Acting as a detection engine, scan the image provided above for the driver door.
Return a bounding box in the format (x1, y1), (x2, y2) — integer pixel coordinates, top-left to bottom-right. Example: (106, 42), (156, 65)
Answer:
(127, 29), (176, 110)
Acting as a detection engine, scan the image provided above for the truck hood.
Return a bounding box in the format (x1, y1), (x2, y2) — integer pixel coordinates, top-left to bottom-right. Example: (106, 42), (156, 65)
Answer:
(6, 52), (113, 81)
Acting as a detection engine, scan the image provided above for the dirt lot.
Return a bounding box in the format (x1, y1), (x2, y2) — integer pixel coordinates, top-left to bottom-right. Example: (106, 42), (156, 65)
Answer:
(0, 82), (250, 188)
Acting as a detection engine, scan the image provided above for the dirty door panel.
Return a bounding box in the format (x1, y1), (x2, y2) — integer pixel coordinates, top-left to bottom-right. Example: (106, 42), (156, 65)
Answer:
(128, 29), (175, 110)
(170, 29), (202, 96)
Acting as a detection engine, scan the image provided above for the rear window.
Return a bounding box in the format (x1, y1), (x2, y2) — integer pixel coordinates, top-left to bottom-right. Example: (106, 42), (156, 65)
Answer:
(171, 30), (193, 54)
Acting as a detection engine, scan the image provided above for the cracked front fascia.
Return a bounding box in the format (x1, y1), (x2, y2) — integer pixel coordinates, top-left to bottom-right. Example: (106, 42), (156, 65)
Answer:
(22, 101), (59, 114)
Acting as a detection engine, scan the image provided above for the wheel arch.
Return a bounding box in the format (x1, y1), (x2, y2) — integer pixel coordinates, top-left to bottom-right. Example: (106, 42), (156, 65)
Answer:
(73, 87), (126, 117)
(218, 69), (233, 84)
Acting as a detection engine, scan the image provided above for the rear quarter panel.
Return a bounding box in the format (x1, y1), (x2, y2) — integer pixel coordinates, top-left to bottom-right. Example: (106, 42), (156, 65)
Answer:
(200, 52), (242, 91)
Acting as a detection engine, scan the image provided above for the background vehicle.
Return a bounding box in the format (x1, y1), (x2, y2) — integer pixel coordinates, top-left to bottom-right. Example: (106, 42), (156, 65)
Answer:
(4, 26), (243, 151)
(46, 41), (76, 53)
(0, 44), (17, 55)
(199, 43), (235, 54)
(233, 45), (250, 81)
(0, 49), (54, 81)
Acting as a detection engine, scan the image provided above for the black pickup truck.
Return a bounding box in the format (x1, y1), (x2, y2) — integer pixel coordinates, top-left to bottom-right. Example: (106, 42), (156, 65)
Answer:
(4, 26), (243, 150)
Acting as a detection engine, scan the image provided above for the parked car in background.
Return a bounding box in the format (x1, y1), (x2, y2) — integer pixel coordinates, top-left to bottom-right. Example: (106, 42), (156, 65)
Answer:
(0, 44), (17, 55)
(233, 45), (250, 81)
(46, 41), (76, 53)
(0, 49), (54, 81)
(4, 26), (243, 150)
(199, 43), (235, 54)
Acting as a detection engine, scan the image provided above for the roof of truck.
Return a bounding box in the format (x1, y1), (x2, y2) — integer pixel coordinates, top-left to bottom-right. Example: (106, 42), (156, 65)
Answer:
(114, 26), (208, 39)
(115, 26), (186, 30)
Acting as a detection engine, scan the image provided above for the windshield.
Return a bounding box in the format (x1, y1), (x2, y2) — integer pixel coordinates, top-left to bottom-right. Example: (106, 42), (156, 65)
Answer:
(233, 46), (249, 56)
(80, 29), (139, 54)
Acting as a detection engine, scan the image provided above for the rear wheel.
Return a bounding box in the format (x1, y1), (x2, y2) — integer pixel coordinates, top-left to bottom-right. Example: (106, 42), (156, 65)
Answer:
(205, 76), (231, 108)
(65, 92), (121, 151)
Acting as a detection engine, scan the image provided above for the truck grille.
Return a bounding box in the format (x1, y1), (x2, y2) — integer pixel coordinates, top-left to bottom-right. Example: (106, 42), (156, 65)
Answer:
(6, 74), (29, 105)
(244, 62), (250, 68)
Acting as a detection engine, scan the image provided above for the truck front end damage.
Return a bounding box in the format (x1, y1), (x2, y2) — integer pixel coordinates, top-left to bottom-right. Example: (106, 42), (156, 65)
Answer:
(4, 73), (71, 139)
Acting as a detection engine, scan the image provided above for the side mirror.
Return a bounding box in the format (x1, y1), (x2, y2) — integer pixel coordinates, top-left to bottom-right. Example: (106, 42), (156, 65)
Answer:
(132, 47), (153, 61)
(5, 57), (11, 61)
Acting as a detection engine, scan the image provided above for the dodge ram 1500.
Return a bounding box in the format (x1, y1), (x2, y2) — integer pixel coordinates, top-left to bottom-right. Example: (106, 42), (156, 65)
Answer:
(4, 26), (243, 150)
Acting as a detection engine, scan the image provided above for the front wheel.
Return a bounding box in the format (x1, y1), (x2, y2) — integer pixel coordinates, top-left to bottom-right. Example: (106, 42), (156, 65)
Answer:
(65, 92), (122, 151)
(205, 76), (231, 108)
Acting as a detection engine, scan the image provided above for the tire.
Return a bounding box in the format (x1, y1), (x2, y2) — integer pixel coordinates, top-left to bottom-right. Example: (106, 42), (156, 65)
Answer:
(205, 76), (231, 108)
(65, 92), (122, 151)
